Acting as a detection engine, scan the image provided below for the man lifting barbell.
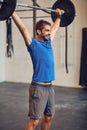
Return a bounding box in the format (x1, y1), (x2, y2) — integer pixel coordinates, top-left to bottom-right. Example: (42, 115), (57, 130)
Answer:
(0, 0), (76, 130)
(12, 7), (62, 130)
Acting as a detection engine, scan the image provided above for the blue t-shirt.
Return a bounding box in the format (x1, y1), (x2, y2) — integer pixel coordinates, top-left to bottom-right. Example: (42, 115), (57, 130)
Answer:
(26, 38), (55, 82)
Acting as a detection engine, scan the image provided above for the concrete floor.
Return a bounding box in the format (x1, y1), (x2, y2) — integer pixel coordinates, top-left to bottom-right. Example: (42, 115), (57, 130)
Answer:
(0, 82), (87, 130)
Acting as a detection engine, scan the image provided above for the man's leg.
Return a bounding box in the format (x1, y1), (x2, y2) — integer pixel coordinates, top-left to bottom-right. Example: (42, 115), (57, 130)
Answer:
(41, 86), (55, 130)
(25, 119), (39, 130)
(41, 115), (53, 130)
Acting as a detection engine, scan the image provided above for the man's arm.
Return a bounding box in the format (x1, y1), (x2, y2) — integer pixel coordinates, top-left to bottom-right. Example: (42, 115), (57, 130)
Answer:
(12, 12), (32, 45)
(50, 8), (62, 41)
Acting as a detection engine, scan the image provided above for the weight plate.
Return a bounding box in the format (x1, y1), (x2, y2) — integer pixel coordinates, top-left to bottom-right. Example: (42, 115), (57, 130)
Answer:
(51, 0), (76, 27)
(0, 0), (16, 20)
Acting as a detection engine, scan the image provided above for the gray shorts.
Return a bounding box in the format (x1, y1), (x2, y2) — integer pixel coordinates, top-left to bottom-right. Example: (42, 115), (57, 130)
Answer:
(28, 82), (55, 119)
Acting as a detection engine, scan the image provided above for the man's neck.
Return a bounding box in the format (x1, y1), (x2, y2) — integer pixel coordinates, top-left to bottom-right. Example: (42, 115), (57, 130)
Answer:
(36, 36), (44, 42)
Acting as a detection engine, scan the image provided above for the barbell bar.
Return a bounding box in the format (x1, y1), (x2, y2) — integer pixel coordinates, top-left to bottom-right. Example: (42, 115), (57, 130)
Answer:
(17, 3), (65, 13)
(0, 0), (76, 27)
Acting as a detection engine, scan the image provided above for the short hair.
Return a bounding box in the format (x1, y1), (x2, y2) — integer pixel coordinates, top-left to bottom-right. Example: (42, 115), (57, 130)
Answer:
(35, 19), (51, 31)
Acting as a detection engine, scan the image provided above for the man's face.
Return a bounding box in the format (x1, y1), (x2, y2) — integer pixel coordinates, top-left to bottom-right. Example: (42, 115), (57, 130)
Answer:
(40, 25), (51, 41)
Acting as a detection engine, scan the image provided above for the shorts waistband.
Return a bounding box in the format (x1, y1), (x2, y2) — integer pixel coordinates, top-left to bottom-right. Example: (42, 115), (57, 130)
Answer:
(31, 82), (52, 88)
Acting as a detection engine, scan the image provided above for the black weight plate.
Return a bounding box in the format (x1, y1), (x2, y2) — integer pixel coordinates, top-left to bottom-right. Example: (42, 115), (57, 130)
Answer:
(0, 0), (16, 20)
(51, 0), (76, 27)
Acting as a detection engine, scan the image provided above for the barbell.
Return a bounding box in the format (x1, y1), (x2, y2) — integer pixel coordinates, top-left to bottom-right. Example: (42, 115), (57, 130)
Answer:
(0, 0), (76, 27)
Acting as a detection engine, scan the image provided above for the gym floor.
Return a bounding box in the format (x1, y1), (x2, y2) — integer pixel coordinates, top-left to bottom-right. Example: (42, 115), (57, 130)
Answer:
(0, 82), (87, 130)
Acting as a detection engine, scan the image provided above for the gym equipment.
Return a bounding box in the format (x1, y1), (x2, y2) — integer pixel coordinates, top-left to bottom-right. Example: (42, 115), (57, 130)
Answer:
(6, 18), (14, 57)
(0, 0), (76, 27)
(51, 0), (76, 27)
(0, 0), (17, 20)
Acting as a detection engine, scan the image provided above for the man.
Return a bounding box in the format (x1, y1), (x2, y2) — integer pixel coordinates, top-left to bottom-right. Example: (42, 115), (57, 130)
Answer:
(12, 8), (62, 130)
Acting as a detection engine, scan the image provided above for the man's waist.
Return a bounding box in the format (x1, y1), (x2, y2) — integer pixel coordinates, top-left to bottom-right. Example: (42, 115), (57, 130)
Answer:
(36, 81), (52, 85)
(31, 82), (52, 87)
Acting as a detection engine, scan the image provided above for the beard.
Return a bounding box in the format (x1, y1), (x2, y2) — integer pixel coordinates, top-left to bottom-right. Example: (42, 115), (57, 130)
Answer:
(41, 35), (50, 41)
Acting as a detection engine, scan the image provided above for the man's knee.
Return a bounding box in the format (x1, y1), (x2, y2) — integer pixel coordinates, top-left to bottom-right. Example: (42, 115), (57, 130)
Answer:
(44, 115), (53, 123)
(29, 118), (39, 127)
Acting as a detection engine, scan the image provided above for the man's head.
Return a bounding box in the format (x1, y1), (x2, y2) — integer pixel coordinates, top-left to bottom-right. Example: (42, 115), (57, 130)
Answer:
(35, 20), (51, 41)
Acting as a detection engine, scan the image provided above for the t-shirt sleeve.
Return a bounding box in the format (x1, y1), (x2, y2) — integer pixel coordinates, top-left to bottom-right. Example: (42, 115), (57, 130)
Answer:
(25, 38), (35, 52)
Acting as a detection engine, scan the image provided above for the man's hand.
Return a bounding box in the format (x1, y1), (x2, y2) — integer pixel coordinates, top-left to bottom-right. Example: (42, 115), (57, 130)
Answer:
(55, 8), (64, 16)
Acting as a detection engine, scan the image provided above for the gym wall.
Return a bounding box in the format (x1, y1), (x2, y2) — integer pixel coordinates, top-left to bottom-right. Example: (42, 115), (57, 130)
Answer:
(0, 0), (87, 87)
